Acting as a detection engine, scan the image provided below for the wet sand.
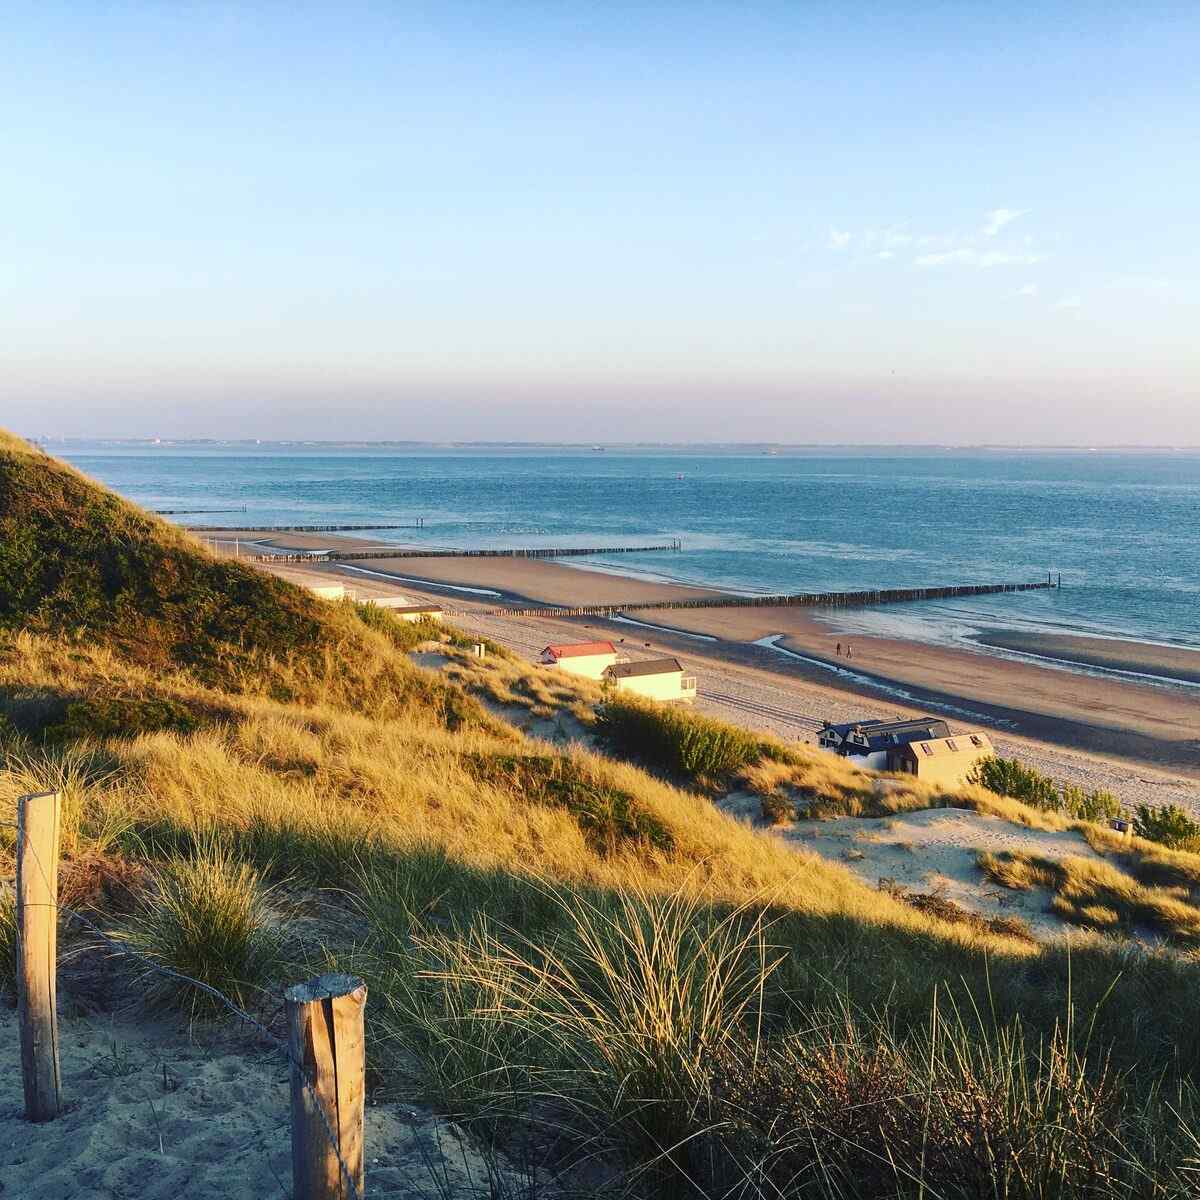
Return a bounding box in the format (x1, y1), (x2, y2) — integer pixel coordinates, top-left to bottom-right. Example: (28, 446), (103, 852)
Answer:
(971, 629), (1200, 686)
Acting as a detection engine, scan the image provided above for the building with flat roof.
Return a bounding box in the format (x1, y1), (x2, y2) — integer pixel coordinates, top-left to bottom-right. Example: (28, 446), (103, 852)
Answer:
(819, 717), (950, 769)
(603, 656), (697, 703)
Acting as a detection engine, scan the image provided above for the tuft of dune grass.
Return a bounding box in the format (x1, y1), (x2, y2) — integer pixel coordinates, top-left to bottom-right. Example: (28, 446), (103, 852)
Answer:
(979, 849), (1200, 944)
(117, 840), (281, 1017)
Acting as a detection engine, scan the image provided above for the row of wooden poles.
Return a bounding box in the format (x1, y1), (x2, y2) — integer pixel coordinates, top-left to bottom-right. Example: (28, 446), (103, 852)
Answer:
(239, 540), (683, 564)
(14, 791), (363, 1200)
(459, 578), (1057, 619)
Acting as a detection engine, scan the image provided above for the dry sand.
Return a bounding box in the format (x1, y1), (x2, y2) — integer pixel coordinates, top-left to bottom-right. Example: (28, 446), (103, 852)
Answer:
(230, 535), (1200, 811)
(0, 1004), (532, 1199)
(719, 797), (1104, 940)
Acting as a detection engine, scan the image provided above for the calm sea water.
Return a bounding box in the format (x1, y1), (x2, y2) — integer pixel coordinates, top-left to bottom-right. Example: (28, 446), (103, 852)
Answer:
(61, 447), (1200, 652)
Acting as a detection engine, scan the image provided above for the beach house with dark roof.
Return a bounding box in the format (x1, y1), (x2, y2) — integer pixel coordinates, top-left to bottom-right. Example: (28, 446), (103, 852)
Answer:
(819, 716), (951, 769)
(603, 656), (697, 703)
(541, 641), (619, 679)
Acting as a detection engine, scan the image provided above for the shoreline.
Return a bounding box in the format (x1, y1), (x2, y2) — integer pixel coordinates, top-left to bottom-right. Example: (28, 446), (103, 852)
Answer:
(214, 531), (1200, 792)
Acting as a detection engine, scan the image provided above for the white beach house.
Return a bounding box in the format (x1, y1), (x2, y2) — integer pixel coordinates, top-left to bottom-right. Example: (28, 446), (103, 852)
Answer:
(540, 641), (619, 679)
(602, 657), (697, 703)
(305, 582), (347, 601)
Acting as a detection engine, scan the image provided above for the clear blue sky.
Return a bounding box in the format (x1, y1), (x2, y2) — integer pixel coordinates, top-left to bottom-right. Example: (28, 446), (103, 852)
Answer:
(4, 2), (1197, 443)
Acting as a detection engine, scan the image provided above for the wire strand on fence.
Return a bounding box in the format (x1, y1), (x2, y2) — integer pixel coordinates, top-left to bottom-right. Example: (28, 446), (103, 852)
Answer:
(11, 828), (362, 1200)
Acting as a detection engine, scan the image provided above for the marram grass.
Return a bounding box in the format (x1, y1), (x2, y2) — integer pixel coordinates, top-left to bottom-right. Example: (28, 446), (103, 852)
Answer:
(118, 840), (281, 1017)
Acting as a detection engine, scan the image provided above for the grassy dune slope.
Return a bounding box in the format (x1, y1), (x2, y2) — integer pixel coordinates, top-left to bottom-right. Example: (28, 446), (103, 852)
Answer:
(4, 431), (1200, 1198)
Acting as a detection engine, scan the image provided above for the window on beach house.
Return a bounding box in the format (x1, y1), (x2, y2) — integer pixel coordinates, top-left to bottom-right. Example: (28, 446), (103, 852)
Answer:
(921, 743), (933, 755)
(970, 736), (984, 747)
(946, 739), (958, 751)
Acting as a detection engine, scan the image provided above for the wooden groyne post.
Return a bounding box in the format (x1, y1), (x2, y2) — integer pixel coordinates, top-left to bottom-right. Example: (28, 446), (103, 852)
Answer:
(241, 541), (682, 563)
(462, 579), (1056, 619)
(287, 973), (367, 1200)
(16, 790), (62, 1123)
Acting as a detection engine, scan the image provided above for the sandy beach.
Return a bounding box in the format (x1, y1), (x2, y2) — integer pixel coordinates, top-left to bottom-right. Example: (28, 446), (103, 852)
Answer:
(222, 532), (1200, 811)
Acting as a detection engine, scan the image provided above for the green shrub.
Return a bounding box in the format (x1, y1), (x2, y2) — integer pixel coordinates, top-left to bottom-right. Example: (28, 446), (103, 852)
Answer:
(463, 752), (674, 855)
(1134, 803), (1200, 849)
(594, 699), (766, 784)
(45, 696), (203, 743)
(972, 756), (1123, 824)
(119, 843), (280, 1016)
(1061, 784), (1121, 824)
(969, 755), (1059, 809)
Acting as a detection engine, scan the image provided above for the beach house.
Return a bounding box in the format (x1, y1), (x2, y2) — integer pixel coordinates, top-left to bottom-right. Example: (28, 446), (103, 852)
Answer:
(819, 717), (951, 769)
(541, 641), (619, 679)
(390, 603), (444, 623)
(890, 732), (993, 787)
(305, 582), (347, 601)
(602, 657), (697, 703)
(360, 596), (444, 621)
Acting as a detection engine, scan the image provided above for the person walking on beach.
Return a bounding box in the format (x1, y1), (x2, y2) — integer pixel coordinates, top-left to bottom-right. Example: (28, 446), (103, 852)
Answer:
(846, 643), (853, 660)
(836, 642), (842, 657)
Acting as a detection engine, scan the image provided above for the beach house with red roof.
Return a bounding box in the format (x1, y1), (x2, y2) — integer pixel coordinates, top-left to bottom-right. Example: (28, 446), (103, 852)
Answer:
(540, 640), (620, 679)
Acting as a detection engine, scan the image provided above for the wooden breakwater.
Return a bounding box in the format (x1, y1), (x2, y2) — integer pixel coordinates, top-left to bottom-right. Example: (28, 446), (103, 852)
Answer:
(460, 579), (1055, 618)
(157, 507), (248, 516)
(241, 539), (683, 563)
(189, 523), (421, 533)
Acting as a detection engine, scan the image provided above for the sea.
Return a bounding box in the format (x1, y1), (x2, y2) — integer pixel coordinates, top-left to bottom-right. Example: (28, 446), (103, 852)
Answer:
(58, 445), (1200, 657)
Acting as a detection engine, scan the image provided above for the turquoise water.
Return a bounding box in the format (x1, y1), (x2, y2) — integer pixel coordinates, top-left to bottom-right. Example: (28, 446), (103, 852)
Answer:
(61, 446), (1200, 651)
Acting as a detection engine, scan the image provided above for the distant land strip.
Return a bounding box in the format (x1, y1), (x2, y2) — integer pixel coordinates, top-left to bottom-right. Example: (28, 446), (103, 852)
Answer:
(460, 580), (1055, 618)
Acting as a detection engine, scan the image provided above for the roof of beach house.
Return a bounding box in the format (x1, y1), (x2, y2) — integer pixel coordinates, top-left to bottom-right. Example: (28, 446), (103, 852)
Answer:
(604, 656), (685, 679)
(898, 732), (993, 759)
(543, 641), (618, 659)
(824, 717), (952, 751)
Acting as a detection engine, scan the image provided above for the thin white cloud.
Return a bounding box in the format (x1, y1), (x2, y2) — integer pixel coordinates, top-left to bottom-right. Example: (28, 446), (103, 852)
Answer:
(984, 208), (1028, 237)
(828, 229), (852, 250)
(914, 248), (1043, 268)
(1016, 283), (1038, 296)
(1054, 293), (1082, 310)
(877, 250), (895, 260)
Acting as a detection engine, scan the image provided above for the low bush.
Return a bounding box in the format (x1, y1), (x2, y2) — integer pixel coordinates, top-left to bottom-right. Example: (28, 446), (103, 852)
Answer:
(118, 842), (280, 1016)
(1134, 803), (1200, 850)
(972, 755), (1126, 827)
(44, 696), (204, 743)
(969, 755), (1060, 809)
(462, 751), (674, 855)
(594, 698), (773, 784)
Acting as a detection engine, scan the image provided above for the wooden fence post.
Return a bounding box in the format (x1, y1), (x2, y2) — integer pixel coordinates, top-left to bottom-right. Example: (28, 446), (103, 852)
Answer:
(286, 973), (367, 1200)
(16, 790), (62, 1123)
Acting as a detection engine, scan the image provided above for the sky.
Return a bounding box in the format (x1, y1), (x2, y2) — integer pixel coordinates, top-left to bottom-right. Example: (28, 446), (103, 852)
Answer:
(3, 2), (1198, 444)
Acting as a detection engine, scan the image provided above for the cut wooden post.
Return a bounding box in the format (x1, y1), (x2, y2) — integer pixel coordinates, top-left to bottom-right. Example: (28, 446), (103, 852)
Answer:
(287, 973), (367, 1200)
(16, 790), (62, 1123)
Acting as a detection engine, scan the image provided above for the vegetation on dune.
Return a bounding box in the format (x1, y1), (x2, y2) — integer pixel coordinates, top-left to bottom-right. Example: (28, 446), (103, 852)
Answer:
(11, 429), (1200, 1195)
(979, 849), (1200, 944)
(0, 432), (498, 730)
(118, 841), (281, 1016)
(594, 697), (782, 784)
(1132, 802), (1200, 849)
(971, 754), (1121, 823)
